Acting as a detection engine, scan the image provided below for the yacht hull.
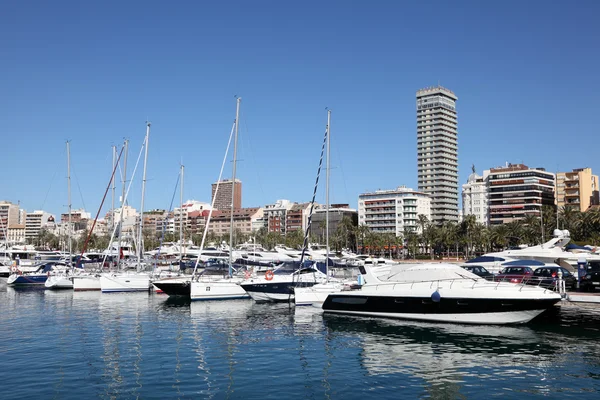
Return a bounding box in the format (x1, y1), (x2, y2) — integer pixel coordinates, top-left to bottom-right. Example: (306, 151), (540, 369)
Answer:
(100, 273), (151, 293)
(72, 275), (101, 291)
(45, 276), (74, 290)
(7, 274), (48, 286)
(322, 295), (560, 325)
(294, 282), (345, 307)
(241, 281), (318, 303)
(152, 279), (191, 297)
(191, 279), (249, 301)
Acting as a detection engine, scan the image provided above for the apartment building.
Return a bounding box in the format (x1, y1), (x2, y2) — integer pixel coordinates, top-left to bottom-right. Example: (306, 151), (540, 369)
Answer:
(556, 168), (599, 212)
(25, 210), (55, 241)
(310, 204), (358, 241)
(358, 186), (431, 236)
(264, 199), (294, 234)
(285, 203), (312, 233)
(207, 207), (264, 237)
(462, 168), (490, 225)
(488, 163), (555, 225)
(211, 179), (242, 211)
(0, 201), (21, 241)
(416, 86), (459, 223)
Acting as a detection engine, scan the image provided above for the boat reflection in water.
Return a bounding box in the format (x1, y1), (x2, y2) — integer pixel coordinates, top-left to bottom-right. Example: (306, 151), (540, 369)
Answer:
(321, 306), (600, 398)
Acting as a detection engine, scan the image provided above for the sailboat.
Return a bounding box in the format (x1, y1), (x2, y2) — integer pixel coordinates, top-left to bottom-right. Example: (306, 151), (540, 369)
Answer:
(153, 98), (249, 300)
(294, 110), (352, 306)
(189, 97), (249, 301)
(100, 124), (152, 293)
(240, 111), (334, 303)
(46, 141), (76, 290)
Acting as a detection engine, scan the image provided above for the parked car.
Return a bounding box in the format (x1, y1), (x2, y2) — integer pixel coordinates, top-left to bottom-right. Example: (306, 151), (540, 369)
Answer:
(526, 266), (576, 290)
(461, 265), (494, 280)
(494, 266), (534, 283)
(580, 261), (600, 292)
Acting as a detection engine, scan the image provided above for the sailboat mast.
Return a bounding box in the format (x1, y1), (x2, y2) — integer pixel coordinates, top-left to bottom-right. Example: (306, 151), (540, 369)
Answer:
(325, 110), (331, 279)
(138, 123), (150, 267)
(67, 140), (72, 264)
(180, 164), (184, 261)
(111, 145), (116, 232)
(229, 97), (241, 275)
(117, 140), (128, 266)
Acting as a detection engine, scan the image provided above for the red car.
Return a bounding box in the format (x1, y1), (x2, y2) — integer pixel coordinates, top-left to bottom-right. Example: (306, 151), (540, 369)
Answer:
(495, 266), (534, 284)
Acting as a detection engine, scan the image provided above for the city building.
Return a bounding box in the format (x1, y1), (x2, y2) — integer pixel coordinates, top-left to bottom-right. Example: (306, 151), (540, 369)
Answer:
(264, 199), (294, 234)
(462, 167), (490, 225)
(60, 208), (91, 223)
(285, 203), (313, 234)
(25, 210), (56, 241)
(358, 186), (432, 236)
(211, 179), (242, 211)
(0, 201), (21, 241)
(556, 168), (599, 212)
(207, 207), (264, 237)
(488, 163), (555, 225)
(7, 224), (26, 243)
(171, 200), (212, 235)
(143, 209), (169, 236)
(310, 204), (358, 243)
(416, 86), (459, 223)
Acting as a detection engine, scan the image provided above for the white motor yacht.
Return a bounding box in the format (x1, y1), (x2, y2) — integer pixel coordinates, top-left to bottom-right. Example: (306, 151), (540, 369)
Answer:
(321, 262), (562, 325)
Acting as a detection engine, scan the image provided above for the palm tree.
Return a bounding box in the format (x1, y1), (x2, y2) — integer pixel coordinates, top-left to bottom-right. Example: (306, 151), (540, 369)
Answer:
(355, 224), (370, 254)
(460, 215), (476, 259)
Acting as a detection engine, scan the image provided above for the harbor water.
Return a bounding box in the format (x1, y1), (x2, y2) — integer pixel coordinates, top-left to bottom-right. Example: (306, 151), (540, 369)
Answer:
(1, 282), (599, 399)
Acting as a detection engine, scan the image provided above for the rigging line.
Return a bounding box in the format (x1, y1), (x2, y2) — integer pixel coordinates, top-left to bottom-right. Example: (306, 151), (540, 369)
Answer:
(240, 110), (266, 200)
(39, 144), (66, 210)
(192, 121), (236, 277)
(101, 138), (145, 267)
(78, 145), (125, 261)
(153, 170), (181, 275)
(71, 166), (87, 212)
(333, 135), (350, 207)
(291, 127), (328, 302)
(298, 128), (328, 266)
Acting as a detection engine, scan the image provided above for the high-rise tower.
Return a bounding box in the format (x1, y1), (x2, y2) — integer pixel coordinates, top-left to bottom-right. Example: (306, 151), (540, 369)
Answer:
(416, 86), (458, 223)
(211, 179), (242, 211)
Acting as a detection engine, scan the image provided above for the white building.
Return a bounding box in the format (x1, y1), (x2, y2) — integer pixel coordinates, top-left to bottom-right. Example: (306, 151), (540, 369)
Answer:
(25, 210), (55, 241)
(264, 199), (294, 234)
(0, 201), (21, 241)
(416, 86), (459, 223)
(170, 200), (212, 234)
(462, 168), (490, 225)
(7, 224), (26, 243)
(358, 186), (432, 236)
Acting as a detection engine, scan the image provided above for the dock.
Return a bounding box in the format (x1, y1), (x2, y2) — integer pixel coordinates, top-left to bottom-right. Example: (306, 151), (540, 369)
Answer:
(565, 292), (600, 304)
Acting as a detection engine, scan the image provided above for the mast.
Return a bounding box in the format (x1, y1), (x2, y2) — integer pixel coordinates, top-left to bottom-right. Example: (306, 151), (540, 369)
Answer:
(229, 97), (241, 277)
(137, 123), (150, 268)
(111, 145), (116, 232)
(116, 140), (128, 267)
(179, 164), (184, 261)
(325, 109), (331, 280)
(67, 140), (72, 265)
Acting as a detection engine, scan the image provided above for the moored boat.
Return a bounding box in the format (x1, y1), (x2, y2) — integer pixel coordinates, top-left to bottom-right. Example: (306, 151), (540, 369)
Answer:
(321, 262), (562, 325)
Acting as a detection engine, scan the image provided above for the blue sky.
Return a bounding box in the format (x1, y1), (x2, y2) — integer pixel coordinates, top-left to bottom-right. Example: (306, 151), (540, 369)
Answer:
(2, 1), (599, 219)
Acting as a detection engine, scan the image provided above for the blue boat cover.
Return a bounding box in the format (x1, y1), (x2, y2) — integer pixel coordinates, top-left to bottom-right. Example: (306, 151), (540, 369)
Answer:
(502, 259), (545, 266)
(465, 256), (506, 264)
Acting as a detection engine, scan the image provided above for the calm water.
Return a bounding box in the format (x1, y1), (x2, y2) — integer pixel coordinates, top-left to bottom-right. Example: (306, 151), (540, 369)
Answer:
(1, 281), (599, 399)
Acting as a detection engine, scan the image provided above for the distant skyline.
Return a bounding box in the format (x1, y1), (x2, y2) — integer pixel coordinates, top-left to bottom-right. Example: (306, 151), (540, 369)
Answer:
(2, 1), (599, 219)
